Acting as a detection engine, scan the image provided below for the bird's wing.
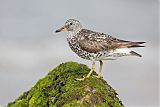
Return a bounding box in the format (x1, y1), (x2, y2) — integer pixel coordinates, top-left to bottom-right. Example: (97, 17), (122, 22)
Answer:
(78, 29), (145, 53)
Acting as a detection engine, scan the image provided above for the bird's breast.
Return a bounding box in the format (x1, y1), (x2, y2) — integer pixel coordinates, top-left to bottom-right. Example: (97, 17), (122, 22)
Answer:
(66, 36), (113, 61)
(67, 37), (93, 60)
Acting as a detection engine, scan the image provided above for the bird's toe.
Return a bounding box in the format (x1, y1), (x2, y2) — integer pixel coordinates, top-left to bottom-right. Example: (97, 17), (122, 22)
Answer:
(94, 75), (103, 79)
(76, 76), (86, 81)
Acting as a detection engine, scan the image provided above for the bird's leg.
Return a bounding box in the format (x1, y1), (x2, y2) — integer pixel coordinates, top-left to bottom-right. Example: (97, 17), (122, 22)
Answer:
(76, 61), (95, 81)
(98, 60), (103, 78)
(94, 60), (103, 78)
(86, 61), (95, 78)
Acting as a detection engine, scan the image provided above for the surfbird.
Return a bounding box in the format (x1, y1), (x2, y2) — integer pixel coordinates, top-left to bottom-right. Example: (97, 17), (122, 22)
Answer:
(55, 19), (145, 80)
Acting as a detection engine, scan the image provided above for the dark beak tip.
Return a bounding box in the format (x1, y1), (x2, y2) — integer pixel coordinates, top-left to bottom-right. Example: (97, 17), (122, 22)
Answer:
(55, 30), (60, 33)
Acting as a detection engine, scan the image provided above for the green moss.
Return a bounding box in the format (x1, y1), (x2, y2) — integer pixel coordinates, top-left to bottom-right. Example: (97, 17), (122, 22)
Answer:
(7, 61), (124, 107)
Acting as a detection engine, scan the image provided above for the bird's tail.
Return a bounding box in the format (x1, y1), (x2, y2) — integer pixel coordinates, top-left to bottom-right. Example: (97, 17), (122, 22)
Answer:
(130, 51), (142, 57)
(127, 42), (146, 48)
(118, 41), (146, 48)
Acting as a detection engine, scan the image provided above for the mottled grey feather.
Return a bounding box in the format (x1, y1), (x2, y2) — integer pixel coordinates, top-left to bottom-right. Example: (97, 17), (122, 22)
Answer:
(78, 29), (145, 53)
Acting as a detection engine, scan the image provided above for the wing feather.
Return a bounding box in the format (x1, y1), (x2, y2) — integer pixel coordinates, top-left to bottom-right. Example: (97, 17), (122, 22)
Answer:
(78, 29), (145, 53)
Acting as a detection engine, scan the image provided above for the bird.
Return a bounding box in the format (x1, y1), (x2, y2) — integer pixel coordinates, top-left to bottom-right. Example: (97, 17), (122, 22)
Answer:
(55, 19), (145, 80)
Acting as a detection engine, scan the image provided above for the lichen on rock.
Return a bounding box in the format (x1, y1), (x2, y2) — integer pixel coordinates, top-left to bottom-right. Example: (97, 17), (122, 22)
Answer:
(7, 61), (124, 107)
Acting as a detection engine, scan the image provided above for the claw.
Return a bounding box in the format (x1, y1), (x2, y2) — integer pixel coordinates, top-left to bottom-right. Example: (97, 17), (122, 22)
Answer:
(76, 76), (86, 81)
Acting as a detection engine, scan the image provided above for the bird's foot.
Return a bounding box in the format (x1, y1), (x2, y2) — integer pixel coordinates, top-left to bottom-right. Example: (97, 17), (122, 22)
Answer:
(94, 75), (103, 79)
(76, 64), (95, 81)
(76, 76), (87, 81)
(76, 74), (93, 81)
(76, 78), (85, 81)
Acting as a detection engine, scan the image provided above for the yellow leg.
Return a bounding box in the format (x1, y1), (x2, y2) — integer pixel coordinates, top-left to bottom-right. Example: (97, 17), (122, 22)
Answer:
(76, 61), (95, 81)
(98, 60), (103, 78)
(86, 61), (95, 78)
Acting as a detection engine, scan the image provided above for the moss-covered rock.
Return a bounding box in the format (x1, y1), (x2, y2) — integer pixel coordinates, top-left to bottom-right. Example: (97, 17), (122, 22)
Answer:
(7, 61), (124, 107)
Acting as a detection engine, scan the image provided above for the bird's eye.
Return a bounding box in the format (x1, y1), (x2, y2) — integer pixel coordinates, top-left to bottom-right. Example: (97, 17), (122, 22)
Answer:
(70, 23), (73, 25)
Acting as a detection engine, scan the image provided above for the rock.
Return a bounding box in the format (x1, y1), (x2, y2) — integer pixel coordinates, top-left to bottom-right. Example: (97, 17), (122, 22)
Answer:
(7, 61), (124, 107)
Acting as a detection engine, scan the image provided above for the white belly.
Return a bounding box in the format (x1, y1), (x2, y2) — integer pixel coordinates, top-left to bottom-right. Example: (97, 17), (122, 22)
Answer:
(94, 48), (131, 61)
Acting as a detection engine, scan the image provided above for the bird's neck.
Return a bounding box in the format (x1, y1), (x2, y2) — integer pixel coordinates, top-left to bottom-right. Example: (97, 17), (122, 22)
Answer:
(68, 28), (82, 39)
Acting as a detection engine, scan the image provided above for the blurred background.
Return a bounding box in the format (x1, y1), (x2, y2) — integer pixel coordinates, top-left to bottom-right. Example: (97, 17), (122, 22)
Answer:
(0, 0), (159, 106)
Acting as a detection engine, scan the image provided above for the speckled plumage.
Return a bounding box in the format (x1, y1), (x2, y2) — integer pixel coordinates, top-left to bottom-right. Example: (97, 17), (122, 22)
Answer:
(66, 27), (145, 61)
(55, 19), (145, 79)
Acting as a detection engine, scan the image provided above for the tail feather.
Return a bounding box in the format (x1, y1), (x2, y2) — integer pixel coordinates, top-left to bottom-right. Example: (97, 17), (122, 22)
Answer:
(128, 42), (146, 48)
(130, 51), (142, 57)
(119, 41), (146, 48)
(128, 45), (146, 48)
(135, 42), (146, 44)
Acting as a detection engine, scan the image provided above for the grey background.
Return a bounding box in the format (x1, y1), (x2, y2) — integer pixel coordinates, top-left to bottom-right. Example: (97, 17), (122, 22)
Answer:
(0, 0), (159, 106)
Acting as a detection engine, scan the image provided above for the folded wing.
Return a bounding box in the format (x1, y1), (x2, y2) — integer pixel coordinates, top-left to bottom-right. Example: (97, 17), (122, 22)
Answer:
(79, 29), (145, 53)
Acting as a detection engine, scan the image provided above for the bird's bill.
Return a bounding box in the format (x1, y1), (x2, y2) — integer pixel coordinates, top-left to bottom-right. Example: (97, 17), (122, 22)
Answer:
(55, 26), (67, 33)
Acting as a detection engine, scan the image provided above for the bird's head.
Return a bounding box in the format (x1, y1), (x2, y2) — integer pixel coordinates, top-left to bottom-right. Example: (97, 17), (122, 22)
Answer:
(55, 19), (82, 33)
